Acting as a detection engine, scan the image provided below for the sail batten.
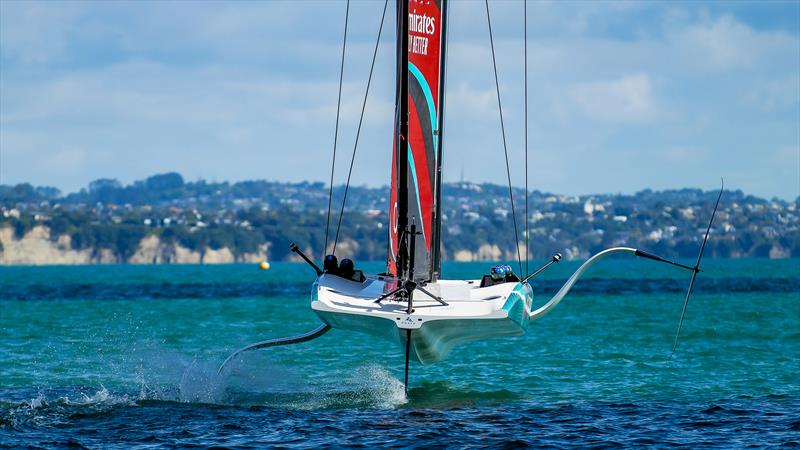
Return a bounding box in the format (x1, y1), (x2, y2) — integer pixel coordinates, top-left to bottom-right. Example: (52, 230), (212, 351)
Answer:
(388, 0), (446, 281)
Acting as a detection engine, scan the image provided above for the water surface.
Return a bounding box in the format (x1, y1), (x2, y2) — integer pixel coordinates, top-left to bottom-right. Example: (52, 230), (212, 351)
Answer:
(1, 259), (798, 447)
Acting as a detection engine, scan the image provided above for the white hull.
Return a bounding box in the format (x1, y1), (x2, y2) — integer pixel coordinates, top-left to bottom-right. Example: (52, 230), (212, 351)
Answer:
(311, 274), (532, 364)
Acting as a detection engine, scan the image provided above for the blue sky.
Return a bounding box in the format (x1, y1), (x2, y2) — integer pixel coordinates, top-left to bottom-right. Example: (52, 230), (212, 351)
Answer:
(1, 0), (798, 200)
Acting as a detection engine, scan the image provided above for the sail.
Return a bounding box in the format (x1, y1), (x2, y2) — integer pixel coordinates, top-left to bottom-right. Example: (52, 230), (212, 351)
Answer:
(388, 0), (447, 281)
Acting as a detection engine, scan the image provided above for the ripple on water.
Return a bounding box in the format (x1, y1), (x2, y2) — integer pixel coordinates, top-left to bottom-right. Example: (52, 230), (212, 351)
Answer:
(2, 261), (798, 447)
(3, 384), (799, 448)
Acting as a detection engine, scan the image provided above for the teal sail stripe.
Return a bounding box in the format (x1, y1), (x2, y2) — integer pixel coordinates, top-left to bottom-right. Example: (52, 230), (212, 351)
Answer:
(407, 144), (427, 243)
(408, 62), (438, 159)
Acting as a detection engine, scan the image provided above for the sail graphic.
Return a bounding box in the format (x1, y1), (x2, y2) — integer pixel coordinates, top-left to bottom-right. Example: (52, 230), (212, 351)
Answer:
(388, 0), (447, 281)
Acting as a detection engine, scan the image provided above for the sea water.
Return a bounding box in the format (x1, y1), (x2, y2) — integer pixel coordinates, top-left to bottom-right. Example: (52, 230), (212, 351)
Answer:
(1, 259), (798, 447)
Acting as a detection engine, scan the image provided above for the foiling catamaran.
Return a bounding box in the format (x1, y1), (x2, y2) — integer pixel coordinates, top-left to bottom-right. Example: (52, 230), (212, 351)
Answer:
(219, 0), (722, 392)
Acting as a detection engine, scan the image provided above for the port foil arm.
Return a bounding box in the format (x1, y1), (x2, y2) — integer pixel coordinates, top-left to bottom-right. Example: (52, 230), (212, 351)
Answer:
(218, 323), (331, 375)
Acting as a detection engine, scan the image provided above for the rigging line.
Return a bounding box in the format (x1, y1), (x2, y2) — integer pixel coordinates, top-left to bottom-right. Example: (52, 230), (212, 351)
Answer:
(523, 0), (528, 275)
(444, 3), (452, 122)
(324, 0), (350, 258)
(485, 0), (523, 275)
(433, 0), (452, 276)
(333, 0), (389, 254)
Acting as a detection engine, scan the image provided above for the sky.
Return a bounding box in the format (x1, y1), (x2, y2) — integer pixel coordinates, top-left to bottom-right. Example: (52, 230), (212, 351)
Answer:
(1, 0), (798, 200)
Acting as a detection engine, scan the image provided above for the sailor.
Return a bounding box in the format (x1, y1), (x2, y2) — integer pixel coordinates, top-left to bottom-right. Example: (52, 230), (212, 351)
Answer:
(480, 265), (506, 287)
(491, 265), (507, 282)
(339, 258), (355, 279)
(503, 265), (520, 282)
(323, 254), (339, 274)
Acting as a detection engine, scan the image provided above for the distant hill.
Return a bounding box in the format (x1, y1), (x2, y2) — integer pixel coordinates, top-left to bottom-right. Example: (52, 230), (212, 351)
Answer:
(1, 173), (798, 264)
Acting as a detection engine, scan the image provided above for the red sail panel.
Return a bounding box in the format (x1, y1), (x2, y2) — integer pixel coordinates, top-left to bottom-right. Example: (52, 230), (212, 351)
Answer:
(388, 0), (445, 280)
(408, 97), (434, 250)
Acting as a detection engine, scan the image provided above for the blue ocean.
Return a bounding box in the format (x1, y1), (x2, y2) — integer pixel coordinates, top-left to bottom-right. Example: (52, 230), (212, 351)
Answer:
(1, 259), (799, 447)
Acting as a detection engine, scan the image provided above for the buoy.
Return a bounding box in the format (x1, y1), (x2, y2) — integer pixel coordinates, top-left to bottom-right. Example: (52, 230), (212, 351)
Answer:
(259, 261), (271, 270)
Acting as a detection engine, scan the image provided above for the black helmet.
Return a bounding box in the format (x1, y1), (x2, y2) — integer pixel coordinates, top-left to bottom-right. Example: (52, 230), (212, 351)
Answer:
(339, 258), (355, 276)
(323, 254), (338, 272)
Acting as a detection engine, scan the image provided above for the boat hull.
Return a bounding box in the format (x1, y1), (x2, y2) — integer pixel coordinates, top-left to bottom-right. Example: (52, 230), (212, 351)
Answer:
(311, 274), (532, 364)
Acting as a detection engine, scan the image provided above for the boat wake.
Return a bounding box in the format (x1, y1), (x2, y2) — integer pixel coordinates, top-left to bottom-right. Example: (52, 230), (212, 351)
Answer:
(220, 364), (407, 409)
(1, 387), (137, 431)
(1, 352), (410, 432)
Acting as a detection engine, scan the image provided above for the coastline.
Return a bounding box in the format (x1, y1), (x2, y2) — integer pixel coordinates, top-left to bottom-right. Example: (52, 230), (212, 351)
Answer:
(1, 224), (795, 266)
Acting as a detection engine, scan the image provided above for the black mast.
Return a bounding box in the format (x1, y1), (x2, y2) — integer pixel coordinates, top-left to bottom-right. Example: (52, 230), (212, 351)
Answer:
(397, 0), (410, 279)
(430, 0), (447, 281)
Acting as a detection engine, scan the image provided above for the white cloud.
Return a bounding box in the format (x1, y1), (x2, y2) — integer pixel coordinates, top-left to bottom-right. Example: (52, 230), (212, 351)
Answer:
(669, 14), (799, 71)
(446, 82), (496, 120)
(568, 74), (657, 123)
(0, 2), (84, 64)
(43, 148), (88, 175)
(745, 76), (800, 112)
(0, 1), (798, 199)
(662, 146), (709, 163)
(774, 145), (800, 168)
(673, 16), (752, 69)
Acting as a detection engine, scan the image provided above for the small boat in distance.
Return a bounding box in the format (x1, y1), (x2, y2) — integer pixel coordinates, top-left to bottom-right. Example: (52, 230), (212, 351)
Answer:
(220, 0), (722, 392)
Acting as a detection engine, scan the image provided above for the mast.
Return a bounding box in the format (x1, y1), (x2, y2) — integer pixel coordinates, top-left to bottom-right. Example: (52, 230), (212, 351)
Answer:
(431, 0), (447, 279)
(388, 0), (447, 282)
(398, 0), (410, 278)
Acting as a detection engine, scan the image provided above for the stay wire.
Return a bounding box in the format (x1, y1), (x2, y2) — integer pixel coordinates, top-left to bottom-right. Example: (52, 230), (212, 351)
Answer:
(524, 0), (529, 275)
(333, 0), (389, 254)
(485, 0), (523, 275)
(324, 0), (350, 259)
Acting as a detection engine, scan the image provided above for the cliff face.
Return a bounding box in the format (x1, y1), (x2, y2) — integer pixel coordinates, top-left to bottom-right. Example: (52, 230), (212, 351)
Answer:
(0, 226), (596, 265)
(0, 226), (268, 265)
(448, 243), (586, 262)
(451, 244), (503, 262)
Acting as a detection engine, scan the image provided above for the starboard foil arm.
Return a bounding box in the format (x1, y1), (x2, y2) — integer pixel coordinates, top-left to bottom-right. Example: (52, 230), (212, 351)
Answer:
(218, 323), (331, 375)
(528, 184), (721, 353)
(528, 247), (636, 321)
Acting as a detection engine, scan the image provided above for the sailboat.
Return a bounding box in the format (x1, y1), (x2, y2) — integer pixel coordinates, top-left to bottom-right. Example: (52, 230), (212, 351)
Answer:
(220, 0), (722, 391)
